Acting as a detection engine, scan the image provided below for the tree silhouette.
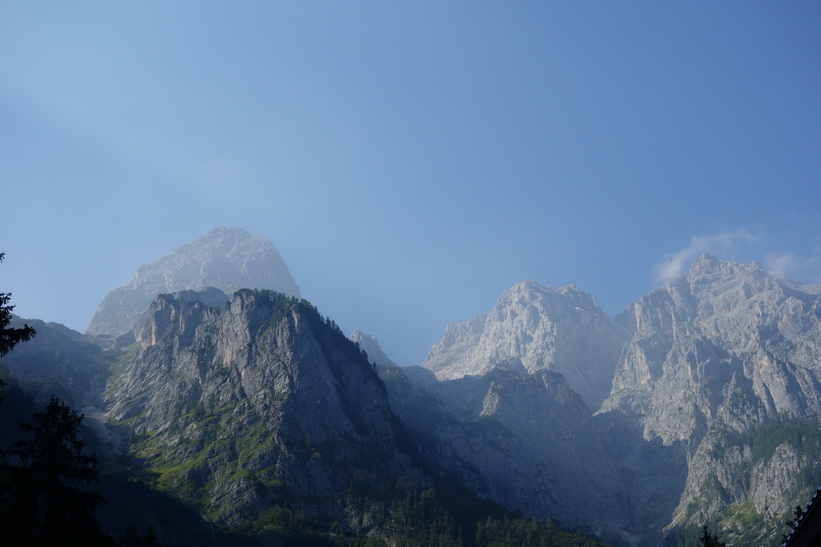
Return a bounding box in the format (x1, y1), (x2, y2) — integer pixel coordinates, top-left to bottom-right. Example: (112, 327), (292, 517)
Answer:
(782, 504), (805, 543)
(0, 252), (36, 396)
(0, 397), (108, 545)
(119, 525), (163, 547)
(0, 253), (35, 356)
(699, 525), (726, 547)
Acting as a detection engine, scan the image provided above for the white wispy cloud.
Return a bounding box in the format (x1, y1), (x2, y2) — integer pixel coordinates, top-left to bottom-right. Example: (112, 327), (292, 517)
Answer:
(763, 252), (799, 279)
(764, 252), (821, 283)
(655, 230), (756, 283)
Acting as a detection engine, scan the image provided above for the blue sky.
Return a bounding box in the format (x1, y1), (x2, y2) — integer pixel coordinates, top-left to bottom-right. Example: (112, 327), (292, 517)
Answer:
(2, 2), (820, 365)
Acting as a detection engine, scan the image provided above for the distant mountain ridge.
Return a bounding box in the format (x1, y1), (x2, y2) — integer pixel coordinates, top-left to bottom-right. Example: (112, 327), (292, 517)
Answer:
(8, 229), (821, 546)
(86, 227), (299, 337)
(394, 254), (821, 545)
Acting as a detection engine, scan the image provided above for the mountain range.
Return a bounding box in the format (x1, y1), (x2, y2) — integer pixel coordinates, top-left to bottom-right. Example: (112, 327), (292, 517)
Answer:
(3, 227), (820, 546)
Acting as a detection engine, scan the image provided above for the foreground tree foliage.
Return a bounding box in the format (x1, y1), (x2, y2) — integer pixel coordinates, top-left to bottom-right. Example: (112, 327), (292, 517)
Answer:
(119, 525), (163, 547)
(0, 252), (35, 395)
(0, 397), (110, 545)
(242, 478), (608, 546)
(698, 525), (726, 547)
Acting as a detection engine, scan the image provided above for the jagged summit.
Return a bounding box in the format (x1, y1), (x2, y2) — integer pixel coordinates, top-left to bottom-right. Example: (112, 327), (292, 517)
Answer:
(422, 279), (630, 409)
(608, 254), (821, 438)
(685, 253), (764, 282)
(503, 280), (603, 314)
(86, 227), (300, 337)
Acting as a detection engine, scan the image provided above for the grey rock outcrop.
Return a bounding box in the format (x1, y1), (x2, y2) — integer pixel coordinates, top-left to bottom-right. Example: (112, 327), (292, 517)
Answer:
(602, 254), (821, 440)
(106, 289), (423, 526)
(423, 280), (630, 410)
(87, 227), (300, 337)
(599, 254), (821, 541)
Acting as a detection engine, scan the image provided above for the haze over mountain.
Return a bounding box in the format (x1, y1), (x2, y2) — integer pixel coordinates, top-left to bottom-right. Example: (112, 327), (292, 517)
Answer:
(86, 227), (299, 337)
(383, 253), (821, 545)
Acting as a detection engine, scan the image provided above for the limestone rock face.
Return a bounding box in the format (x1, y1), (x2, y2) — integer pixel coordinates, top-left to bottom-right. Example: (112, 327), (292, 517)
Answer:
(106, 289), (421, 526)
(603, 254), (821, 442)
(86, 227), (300, 337)
(598, 254), (821, 540)
(423, 280), (630, 409)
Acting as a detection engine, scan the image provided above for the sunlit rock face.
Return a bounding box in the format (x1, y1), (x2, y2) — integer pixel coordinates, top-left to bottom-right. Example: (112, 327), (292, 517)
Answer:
(422, 280), (630, 410)
(86, 227), (300, 337)
(603, 254), (821, 443)
(599, 254), (821, 541)
(395, 258), (821, 545)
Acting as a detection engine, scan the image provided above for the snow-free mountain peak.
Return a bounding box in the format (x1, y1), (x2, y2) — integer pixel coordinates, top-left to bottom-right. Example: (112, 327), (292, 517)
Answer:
(599, 255), (821, 539)
(86, 227), (299, 337)
(422, 280), (630, 409)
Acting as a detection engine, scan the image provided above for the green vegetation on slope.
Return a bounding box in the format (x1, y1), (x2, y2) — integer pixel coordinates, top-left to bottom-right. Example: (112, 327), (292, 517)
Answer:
(667, 416), (821, 546)
(236, 477), (609, 546)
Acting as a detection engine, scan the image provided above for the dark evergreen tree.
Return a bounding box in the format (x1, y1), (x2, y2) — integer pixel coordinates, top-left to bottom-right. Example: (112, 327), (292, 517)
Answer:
(0, 252), (35, 394)
(782, 504), (805, 543)
(119, 525), (163, 547)
(0, 396), (108, 545)
(698, 525), (726, 547)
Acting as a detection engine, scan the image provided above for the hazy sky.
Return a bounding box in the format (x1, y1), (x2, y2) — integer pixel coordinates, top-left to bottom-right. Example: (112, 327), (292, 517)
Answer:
(2, 2), (820, 365)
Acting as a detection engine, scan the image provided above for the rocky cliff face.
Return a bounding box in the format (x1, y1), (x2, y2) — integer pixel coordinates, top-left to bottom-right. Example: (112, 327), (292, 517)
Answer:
(434, 368), (630, 540)
(390, 258), (821, 545)
(87, 227), (300, 337)
(106, 289), (422, 527)
(422, 280), (631, 410)
(382, 360), (692, 545)
(598, 255), (821, 543)
(603, 254), (821, 441)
